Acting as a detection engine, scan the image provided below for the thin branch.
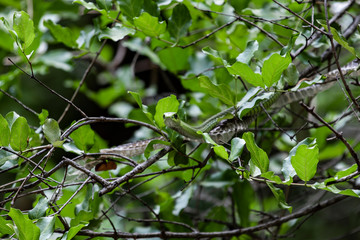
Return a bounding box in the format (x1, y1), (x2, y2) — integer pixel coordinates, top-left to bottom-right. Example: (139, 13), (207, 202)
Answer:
(98, 146), (172, 195)
(7, 58), (87, 118)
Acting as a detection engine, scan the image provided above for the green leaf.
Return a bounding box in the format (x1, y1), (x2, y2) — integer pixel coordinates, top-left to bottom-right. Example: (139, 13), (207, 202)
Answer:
(38, 109), (49, 125)
(128, 91), (154, 123)
(10, 116), (30, 151)
(202, 46), (224, 61)
(29, 198), (48, 220)
(168, 3), (192, 41)
(0, 216), (14, 235)
(62, 224), (85, 240)
(262, 53), (291, 87)
(321, 23), (357, 57)
(236, 40), (259, 64)
(36, 217), (55, 240)
(44, 20), (79, 48)
(291, 144), (319, 182)
(5, 111), (20, 128)
(229, 138), (245, 162)
(118, 0), (144, 22)
(282, 138), (317, 182)
(0, 149), (18, 167)
(213, 145), (229, 160)
(42, 118), (61, 145)
(199, 76), (236, 106)
(154, 95), (179, 128)
(13, 11), (35, 49)
(8, 208), (40, 240)
(143, 0), (159, 17)
(134, 12), (166, 37)
(227, 62), (264, 87)
(243, 132), (269, 173)
(236, 91), (273, 119)
(96, 0), (112, 12)
(266, 182), (292, 212)
(313, 182), (360, 198)
(0, 114), (10, 146)
(233, 181), (253, 227)
(324, 164), (357, 185)
(158, 47), (190, 73)
(99, 23), (135, 41)
(73, 0), (107, 15)
(69, 124), (95, 153)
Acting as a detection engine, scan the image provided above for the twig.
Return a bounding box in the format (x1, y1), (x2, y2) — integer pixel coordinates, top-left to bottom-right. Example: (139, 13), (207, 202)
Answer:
(98, 146), (172, 195)
(7, 58), (87, 118)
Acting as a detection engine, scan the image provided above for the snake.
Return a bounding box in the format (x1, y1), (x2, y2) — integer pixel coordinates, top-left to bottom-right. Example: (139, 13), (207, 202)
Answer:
(100, 61), (360, 157)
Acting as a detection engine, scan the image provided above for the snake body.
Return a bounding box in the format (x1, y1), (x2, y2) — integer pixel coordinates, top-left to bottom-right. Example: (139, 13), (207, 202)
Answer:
(101, 62), (360, 157)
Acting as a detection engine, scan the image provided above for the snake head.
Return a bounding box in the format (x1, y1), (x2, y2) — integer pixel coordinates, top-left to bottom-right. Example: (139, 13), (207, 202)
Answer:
(163, 112), (181, 129)
(163, 112), (178, 120)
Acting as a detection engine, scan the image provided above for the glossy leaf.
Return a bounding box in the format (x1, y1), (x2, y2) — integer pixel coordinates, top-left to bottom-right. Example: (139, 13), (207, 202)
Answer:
(13, 11), (34, 49)
(128, 91), (154, 123)
(42, 118), (61, 145)
(154, 95), (179, 128)
(134, 12), (166, 37)
(321, 23), (357, 56)
(99, 23), (135, 41)
(36, 217), (55, 240)
(168, 3), (192, 41)
(8, 208), (40, 240)
(62, 224), (85, 240)
(262, 53), (291, 87)
(118, 0), (143, 22)
(69, 124), (95, 153)
(313, 182), (360, 198)
(44, 20), (79, 48)
(213, 145), (229, 160)
(10, 116), (30, 151)
(5, 111), (20, 128)
(236, 40), (259, 64)
(290, 139), (319, 182)
(38, 109), (49, 125)
(229, 137), (245, 162)
(29, 198), (49, 220)
(227, 62), (264, 87)
(243, 132), (269, 173)
(0, 216), (13, 235)
(158, 47), (190, 72)
(199, 76), (236, 106)
(0, 114), (10, 146)
(0, 149), (18, 167)
(73, 0), (107, 15)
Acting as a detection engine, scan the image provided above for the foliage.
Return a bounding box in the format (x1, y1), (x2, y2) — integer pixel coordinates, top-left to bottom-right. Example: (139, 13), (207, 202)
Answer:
(0, 0), (359, 239)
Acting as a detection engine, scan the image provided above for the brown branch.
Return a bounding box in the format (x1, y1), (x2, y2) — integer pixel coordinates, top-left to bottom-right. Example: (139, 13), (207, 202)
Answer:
(68, 195), (346, 238)
(98, 146), (172, 195)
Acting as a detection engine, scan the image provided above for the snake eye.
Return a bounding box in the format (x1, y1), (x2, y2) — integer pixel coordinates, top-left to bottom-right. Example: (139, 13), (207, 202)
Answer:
(163, 112), (178, 120)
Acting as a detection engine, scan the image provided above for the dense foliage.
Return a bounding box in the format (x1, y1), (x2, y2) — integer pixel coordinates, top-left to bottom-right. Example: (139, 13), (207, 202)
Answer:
(0, 0), (360, 239)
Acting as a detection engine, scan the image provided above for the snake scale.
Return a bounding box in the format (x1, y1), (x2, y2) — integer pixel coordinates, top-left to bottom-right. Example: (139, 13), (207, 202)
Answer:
(101, 61), (360, 157)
